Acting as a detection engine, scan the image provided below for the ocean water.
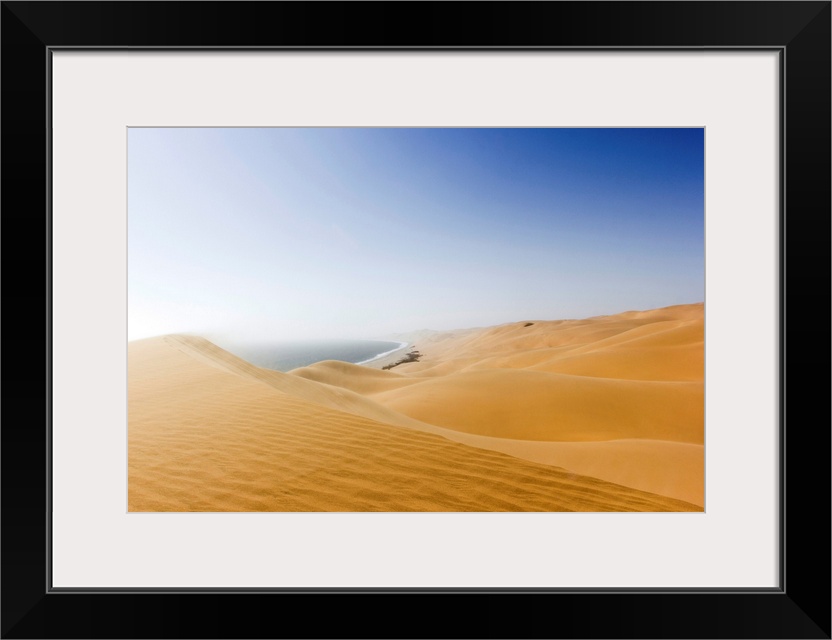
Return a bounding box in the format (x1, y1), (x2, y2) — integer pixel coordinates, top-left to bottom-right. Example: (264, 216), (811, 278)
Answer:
(218, 339), (407, 372)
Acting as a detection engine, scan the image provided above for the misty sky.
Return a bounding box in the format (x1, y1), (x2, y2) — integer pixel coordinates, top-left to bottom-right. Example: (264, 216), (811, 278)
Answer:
(128, 127), (704, 342)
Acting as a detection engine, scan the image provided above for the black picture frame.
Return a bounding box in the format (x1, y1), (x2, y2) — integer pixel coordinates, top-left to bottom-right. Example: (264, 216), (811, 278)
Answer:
(2, 2), (829, 638)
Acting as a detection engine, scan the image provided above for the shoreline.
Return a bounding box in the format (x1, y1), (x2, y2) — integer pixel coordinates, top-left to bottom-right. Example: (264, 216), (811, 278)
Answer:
(355, 341), (408, 366)
(359, 342), (414, 369)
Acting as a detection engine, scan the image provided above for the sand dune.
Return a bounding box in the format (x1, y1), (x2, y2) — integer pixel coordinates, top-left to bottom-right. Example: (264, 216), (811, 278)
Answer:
(129, 303), (704, 511)
(368, 370), (703, 443)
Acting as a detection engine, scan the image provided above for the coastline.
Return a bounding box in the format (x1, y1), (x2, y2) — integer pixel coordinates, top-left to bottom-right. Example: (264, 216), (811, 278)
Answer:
(358, 341), (410, 369)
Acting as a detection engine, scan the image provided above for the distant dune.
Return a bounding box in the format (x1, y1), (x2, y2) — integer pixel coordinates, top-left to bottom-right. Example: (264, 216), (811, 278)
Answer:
(129, 303), (704, 511)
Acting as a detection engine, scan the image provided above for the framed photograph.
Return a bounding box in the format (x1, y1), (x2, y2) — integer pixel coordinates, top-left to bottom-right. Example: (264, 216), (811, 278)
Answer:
(125, 124), (707, 517)
(2, 2), (829, 638)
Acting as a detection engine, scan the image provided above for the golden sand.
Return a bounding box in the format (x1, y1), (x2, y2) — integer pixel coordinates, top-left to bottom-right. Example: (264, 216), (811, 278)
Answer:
(129, 303), (704, 511)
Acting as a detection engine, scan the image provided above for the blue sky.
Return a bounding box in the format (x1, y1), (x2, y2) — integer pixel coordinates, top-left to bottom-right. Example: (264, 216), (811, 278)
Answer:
(128, 128), (704, 342)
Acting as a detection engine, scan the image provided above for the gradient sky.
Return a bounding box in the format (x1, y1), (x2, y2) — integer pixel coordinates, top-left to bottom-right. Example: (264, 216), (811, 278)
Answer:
(128, 128), (704, 342)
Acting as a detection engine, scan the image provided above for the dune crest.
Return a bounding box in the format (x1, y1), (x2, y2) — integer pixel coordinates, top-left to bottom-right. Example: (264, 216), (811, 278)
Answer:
(129, 303), (704, 511)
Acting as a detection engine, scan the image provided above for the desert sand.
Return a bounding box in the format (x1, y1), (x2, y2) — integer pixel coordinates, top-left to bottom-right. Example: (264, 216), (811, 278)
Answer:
(129, 303), (704, 511)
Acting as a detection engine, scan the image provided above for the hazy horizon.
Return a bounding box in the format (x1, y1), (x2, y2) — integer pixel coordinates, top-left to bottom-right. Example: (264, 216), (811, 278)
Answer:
(128, 127), (704, 343)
